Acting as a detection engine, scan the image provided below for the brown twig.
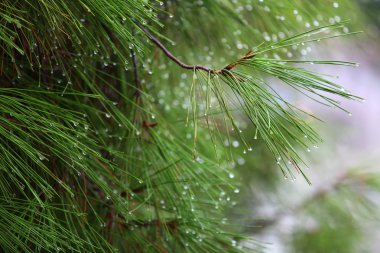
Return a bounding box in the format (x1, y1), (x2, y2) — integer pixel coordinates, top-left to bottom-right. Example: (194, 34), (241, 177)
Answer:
(137, 24), (256, 80)
(137, 24), (214, 73)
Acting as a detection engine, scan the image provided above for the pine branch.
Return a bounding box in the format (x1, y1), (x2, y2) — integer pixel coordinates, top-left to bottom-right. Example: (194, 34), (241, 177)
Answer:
(138, 23), (258, 77)
(0, 1), (369, 252)
(138, 24), (214, 73)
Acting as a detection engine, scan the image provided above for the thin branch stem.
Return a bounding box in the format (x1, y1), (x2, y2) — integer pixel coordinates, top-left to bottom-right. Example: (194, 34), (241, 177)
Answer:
(138, 24), (256, 78)
(137, 24), (214, 73)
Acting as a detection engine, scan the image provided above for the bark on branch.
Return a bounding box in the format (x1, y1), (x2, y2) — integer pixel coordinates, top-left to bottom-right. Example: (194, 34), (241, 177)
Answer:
(137, 24), (214, 73)
(138, 24), (256, 77)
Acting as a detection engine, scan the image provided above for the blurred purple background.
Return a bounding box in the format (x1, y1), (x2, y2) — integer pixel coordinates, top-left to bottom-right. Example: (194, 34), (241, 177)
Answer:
(254, 36), (380, 252)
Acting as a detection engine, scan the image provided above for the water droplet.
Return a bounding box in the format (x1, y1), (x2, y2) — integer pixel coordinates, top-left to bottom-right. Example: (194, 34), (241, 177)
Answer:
(237, 157), (245, 165)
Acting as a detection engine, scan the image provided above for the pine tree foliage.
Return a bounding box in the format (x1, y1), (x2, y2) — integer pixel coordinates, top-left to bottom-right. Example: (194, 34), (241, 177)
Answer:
(291, 169), (380, 253)
(0, 0), (376, 252)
